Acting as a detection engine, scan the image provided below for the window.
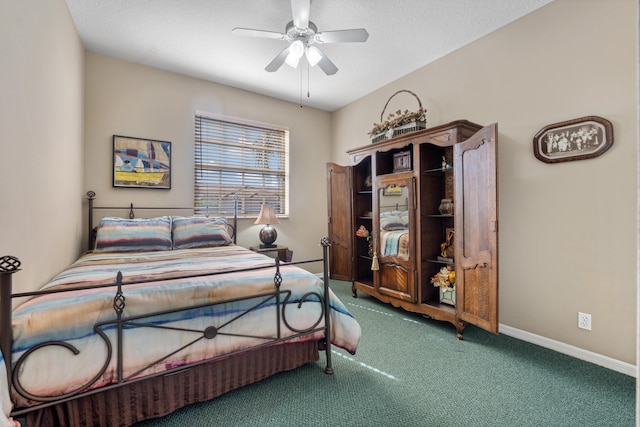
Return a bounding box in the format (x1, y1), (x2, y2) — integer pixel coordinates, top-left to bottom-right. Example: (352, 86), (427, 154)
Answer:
(194, 112), (289, 218)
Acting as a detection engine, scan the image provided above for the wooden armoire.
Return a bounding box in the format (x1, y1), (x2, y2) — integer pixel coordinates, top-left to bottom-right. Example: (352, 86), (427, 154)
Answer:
(327, 120), (498, 338)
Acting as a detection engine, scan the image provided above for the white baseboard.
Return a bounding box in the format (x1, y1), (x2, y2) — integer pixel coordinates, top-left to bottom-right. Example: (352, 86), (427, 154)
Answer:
(499, 324), (637, 377)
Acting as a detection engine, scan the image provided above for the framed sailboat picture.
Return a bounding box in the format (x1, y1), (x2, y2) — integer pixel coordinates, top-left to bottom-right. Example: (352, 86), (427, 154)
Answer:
(113, 135), (171, 189)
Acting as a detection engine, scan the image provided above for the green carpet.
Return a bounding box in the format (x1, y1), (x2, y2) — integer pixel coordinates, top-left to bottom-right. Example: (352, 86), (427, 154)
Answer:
(135, 280), (635, 427)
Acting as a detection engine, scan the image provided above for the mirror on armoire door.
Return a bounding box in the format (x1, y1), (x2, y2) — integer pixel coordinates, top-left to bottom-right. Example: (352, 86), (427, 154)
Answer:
(378, 183), (410, 261)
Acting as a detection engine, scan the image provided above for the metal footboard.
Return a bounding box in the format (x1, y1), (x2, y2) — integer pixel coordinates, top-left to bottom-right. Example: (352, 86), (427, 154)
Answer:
(0, 237), (333, 418)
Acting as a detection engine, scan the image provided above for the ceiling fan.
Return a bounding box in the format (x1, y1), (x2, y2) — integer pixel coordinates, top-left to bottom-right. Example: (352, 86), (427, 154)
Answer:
(232, 0), (369, 75)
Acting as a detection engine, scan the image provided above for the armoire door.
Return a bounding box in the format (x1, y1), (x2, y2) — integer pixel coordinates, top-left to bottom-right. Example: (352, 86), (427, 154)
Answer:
(326, 162), (354, 281)
(375, 176), (416, 303)
(454, 123), (499, 333)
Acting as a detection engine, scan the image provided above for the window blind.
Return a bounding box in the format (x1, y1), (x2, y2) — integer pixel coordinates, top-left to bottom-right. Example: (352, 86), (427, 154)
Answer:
(194, 113), (289, 218)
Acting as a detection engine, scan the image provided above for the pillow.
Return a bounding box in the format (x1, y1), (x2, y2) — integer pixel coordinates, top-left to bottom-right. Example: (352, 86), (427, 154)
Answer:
(172, 216), (232, 249)
(95, 216), (172, 252)
(380, 214), (406, 231)
(398, 211), (409, 227)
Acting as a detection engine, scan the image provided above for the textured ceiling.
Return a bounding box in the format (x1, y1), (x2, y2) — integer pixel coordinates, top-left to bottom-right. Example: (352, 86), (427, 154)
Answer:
(65, 0), (553, 112)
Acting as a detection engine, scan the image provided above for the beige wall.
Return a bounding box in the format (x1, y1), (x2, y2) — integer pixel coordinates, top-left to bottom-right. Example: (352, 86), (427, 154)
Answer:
(331, 0), (638, 364)
(0, 0), (84, 295)
(84, 53), (331, 267)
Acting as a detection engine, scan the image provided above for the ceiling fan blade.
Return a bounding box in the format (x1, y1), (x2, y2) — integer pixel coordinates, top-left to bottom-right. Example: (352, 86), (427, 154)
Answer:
(316, 50), (338, 75)
(265, 46), (291, 72)
(232, 27), (286, 40)
(291, 0), (310, 29)
(315, 28), (369, 43)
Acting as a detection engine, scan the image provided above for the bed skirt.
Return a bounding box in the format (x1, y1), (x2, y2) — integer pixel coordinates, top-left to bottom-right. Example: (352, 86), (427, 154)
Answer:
(23, 341), (320, 427)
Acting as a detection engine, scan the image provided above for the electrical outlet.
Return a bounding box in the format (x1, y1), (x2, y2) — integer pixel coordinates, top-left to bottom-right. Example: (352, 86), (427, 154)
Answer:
(578, 312), (592, 330)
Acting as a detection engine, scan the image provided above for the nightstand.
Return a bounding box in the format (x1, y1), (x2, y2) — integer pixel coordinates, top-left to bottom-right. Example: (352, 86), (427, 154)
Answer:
(249, 245), (289, 262)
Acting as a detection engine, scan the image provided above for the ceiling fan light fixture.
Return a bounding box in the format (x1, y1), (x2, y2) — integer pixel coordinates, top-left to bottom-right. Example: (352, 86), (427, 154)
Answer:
(285, 40), (304, 68)
(305, 46), (323, 67)
(233, 0), (368, 75)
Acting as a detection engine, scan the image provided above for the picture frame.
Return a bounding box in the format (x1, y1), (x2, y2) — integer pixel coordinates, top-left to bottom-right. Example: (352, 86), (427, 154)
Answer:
(113, 135), (171, 189)
(533, 116), (613, 164)
(382, 183), (403, 196)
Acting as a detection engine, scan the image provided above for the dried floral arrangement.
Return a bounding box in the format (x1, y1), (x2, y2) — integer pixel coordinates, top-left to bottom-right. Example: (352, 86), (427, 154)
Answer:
(368, 107), (427, 137)
(368, 90), (427, 141)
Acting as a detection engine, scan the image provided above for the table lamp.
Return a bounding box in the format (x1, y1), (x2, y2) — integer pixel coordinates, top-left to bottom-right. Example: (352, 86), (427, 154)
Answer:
(254, 204), (281, 248)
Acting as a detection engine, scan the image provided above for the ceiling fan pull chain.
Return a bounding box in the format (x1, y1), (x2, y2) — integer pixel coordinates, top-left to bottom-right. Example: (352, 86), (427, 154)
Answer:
(299, 66), (303, 106)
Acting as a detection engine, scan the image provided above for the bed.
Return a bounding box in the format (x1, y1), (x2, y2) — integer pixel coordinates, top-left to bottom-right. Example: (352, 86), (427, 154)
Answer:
(379, 210), (409, 260)
(0, 192), (361, 426)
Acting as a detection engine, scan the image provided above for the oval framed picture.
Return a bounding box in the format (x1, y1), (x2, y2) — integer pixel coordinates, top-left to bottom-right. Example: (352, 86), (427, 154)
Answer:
(533, 116), (613, 164)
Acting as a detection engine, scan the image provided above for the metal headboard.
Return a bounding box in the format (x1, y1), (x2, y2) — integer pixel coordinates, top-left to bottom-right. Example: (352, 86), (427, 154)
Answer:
(86, 191), (238, 249)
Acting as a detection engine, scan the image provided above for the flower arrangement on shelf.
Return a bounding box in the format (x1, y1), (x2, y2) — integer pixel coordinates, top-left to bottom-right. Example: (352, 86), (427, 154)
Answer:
(356, 225), (379, 271)
(355, 225), (371, 242)
(430, 265), (456, 289)
(431, 264), (456, 306)
(368, 107), (427, 137)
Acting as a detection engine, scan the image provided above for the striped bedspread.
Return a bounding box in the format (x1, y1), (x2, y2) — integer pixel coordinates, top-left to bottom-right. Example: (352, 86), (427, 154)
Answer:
(380, 229), (410, 260)
(0, 245), (361, 416)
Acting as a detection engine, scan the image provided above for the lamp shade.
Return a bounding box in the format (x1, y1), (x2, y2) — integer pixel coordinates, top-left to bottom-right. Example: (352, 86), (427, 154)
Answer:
(285, 40), (304, 68)
(305, 46), (323, 67)
(254, 204), (281, 225)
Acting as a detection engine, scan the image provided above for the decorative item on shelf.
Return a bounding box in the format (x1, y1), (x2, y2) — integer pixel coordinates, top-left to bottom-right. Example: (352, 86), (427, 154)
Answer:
(254, 204), (281, 248)
(439, 288), (455, 306)
(438, 198), (454, 215)
(437, 227), (455, 263)
(430, 265), (456, 306)
(355, 225), (377, 262)
(369, 90), (427, 143)
(356, 225), (371, 241)
(364, 174), (372, 188)
(393, 151), (412, 172)
(441, 155), (452, 171)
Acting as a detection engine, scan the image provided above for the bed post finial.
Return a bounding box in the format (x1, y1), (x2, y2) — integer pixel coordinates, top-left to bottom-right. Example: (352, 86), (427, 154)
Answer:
(0, 255), (21, 273)
(0, 255), (21, 386)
